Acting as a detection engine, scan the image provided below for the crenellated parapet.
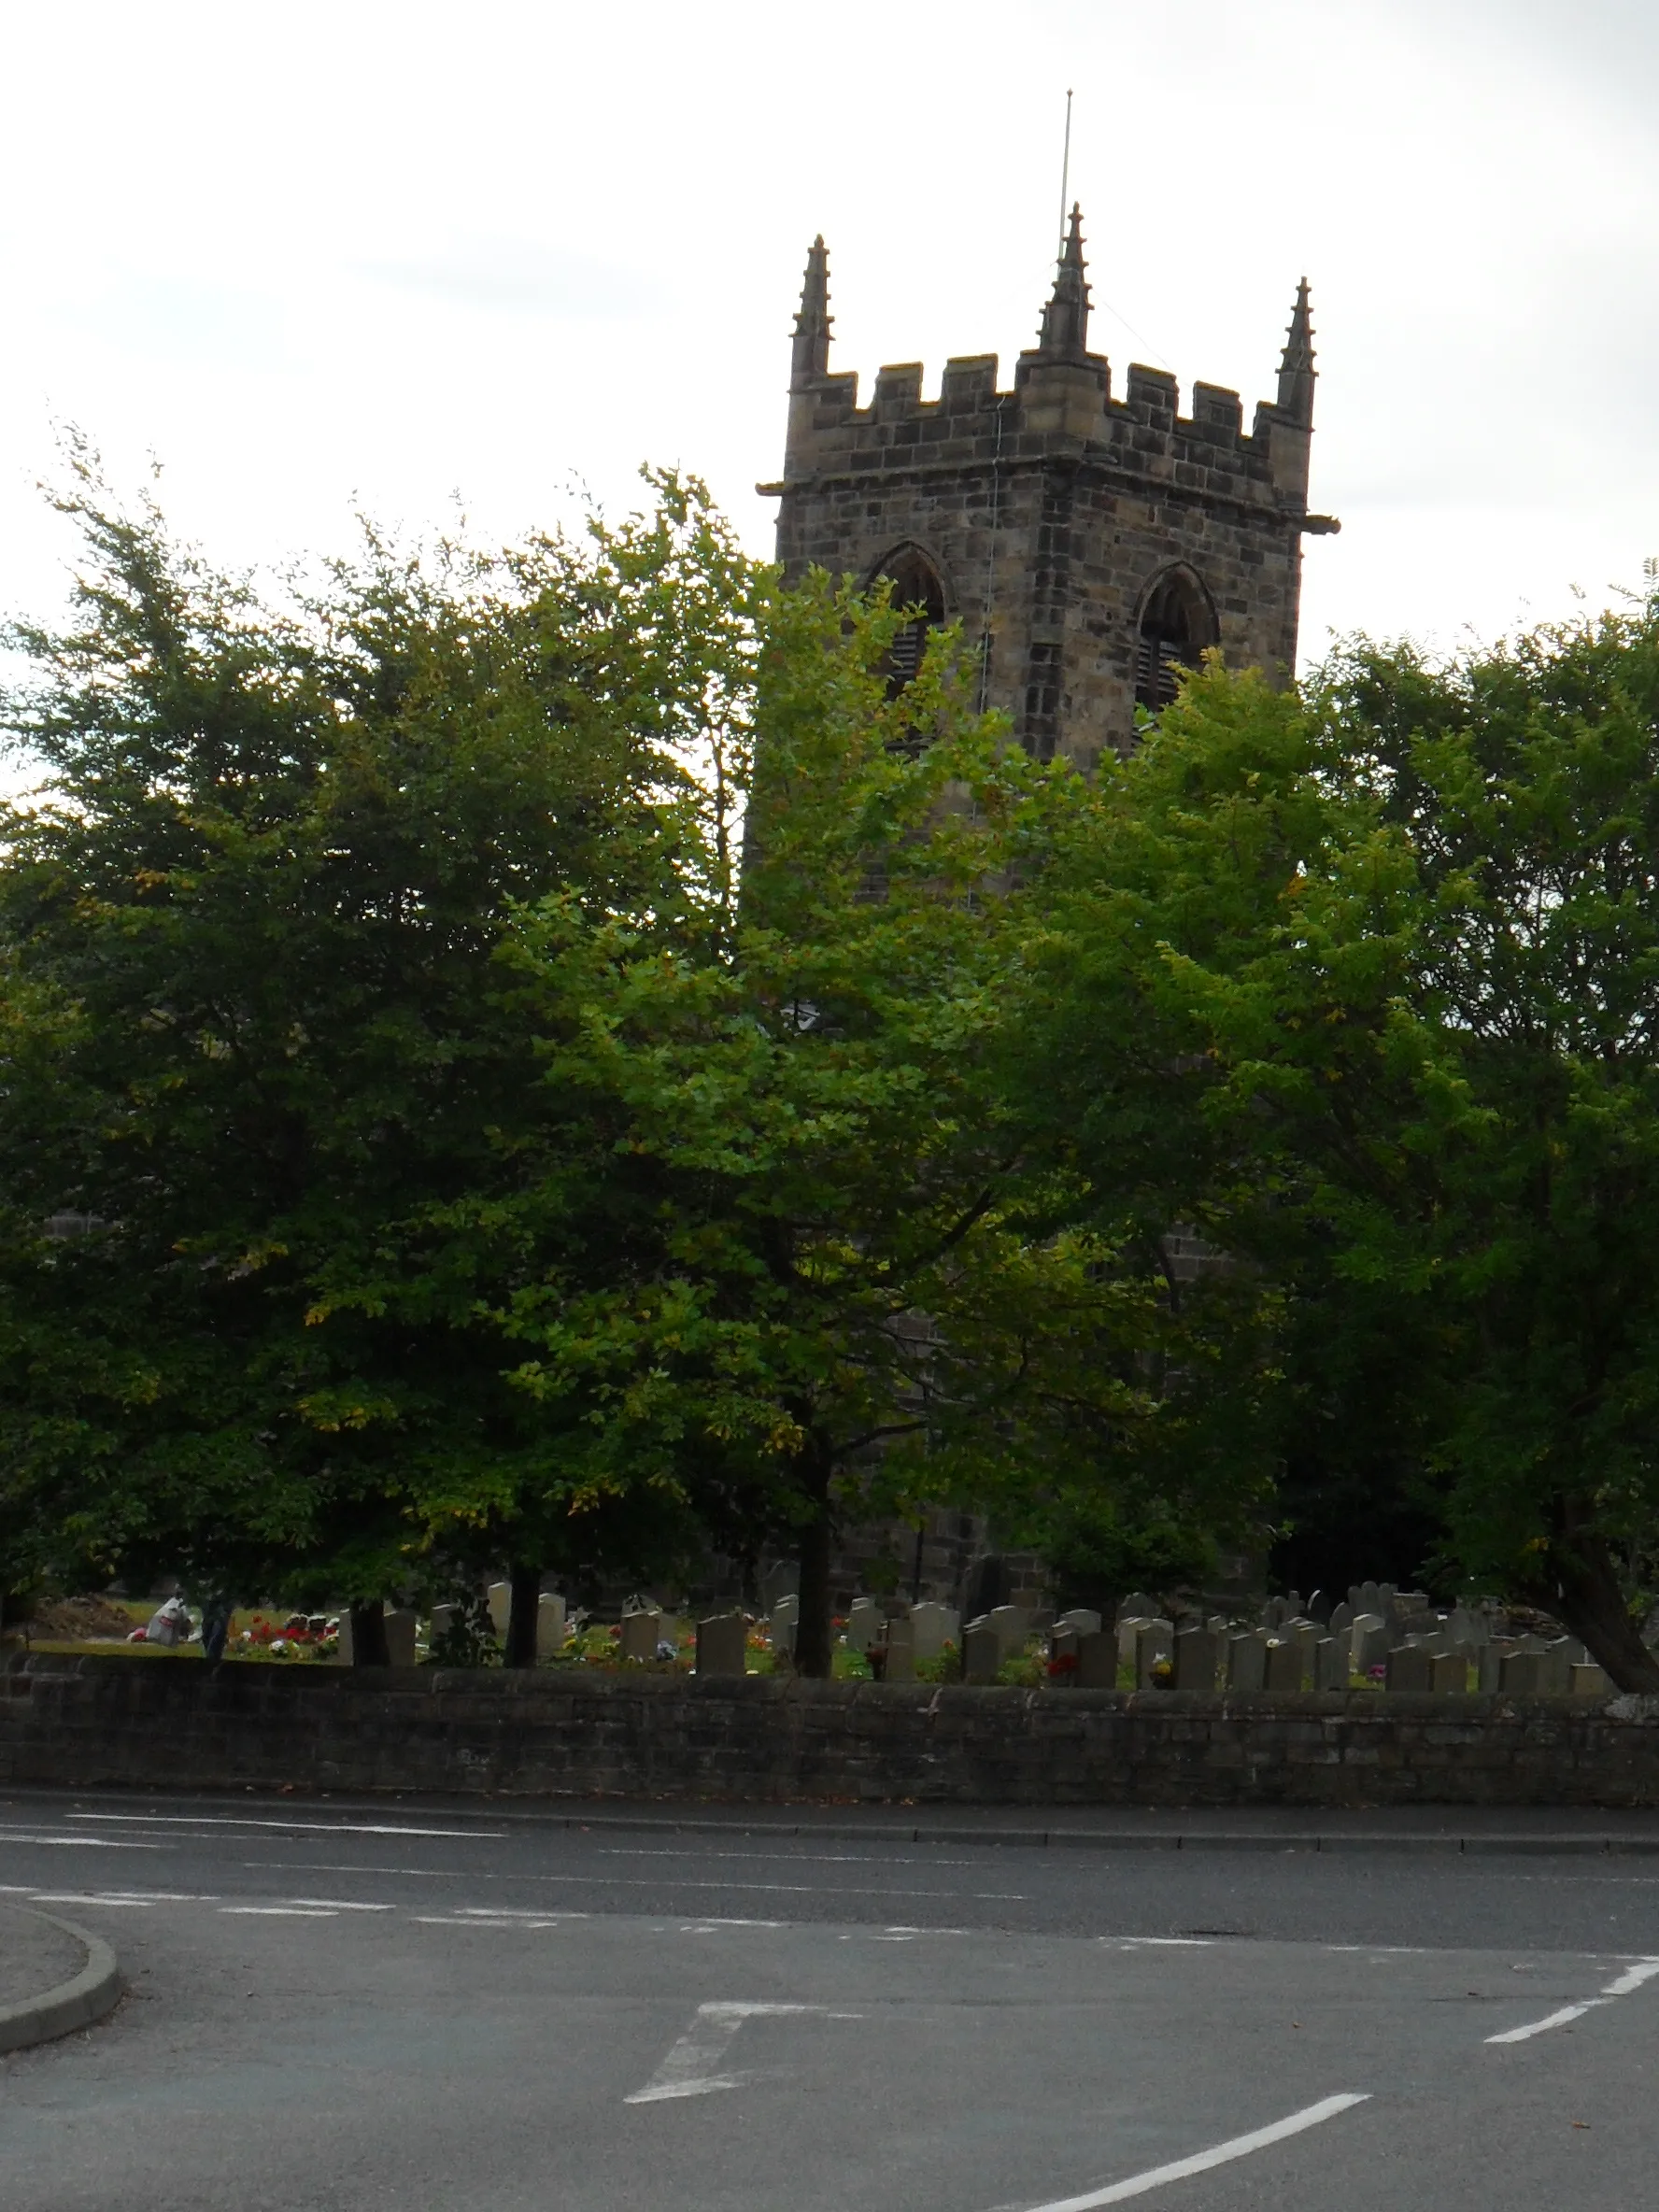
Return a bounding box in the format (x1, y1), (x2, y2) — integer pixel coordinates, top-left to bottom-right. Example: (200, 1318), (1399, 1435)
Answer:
(766, 208), (1337, 762)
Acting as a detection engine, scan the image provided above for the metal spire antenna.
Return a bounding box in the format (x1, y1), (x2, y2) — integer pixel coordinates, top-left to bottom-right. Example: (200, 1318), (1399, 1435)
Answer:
(1056, 88), (1073, 263)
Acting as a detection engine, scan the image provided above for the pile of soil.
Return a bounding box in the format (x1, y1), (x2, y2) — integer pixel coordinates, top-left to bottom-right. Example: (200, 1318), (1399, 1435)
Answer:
(25, 1594), (138, 1639)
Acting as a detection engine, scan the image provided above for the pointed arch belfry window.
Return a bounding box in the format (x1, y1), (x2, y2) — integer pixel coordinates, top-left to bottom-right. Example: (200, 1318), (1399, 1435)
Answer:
(1134, 567), (1217, 714)
(871, 544), (947, 695)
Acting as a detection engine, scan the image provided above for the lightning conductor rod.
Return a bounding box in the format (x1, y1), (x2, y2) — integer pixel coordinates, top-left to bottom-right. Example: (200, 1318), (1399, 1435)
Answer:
(1056, 88), (1074, 261)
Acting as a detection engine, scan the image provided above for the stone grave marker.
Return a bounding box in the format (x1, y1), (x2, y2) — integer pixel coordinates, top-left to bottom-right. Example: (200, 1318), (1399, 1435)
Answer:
(1352, 1614), (1390, 1676)
(1500, 1651), (1544, 1695)
(911, 1602), (958, 1660)
(1173, 1627), (1220, 1692)
(879, 1613), (916, 1683)
(428, 1604), (457, 1647)
(962, 1622), (1002, 1683)
(384, 1608), (418, 1667)
(1115, 1615), (1151, 1664)
(1571, 1662), (1611, 1696)
(487, 1581), (511, 1640)
(1227, 1632), (1268, 1692)
(1056, 1608), (1102, 1638)
(1328, 1601), (1354, 1639)
(695, 1613), (747, 1677)
(1480, 1639), (1516, 1694)
(1314, 1636), (1348, 1692)
(1539, 1641), (1575, 1696)
(844, 1598), (884, 1654)
(537, 1593), (567, 1658)
(619, 1609), (660, 1663)
(1263, 1638), (1303, 1694)
(1385, 1645), (1432, 1693)
(1135, 1620), (1175, 1688)
(770, 1594), (799, 1656)
(987, 1603), (1034, 1655)
(1074, 1630), (1116, 1688)
(1429, 1652), (1468, 1694)
(1308, 1590), (1332, 1624)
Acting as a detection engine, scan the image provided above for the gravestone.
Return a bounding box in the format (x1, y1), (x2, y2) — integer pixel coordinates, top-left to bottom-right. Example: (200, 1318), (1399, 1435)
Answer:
(962, 1623), (1002, 1684)
(1115, 1615), (1151, 1664)
(1500, 1651), (1545, 1695)
(770, 1594), (799, 1656)
(759, 1559), (799, 1614)
(1074, 1629), (1117, 1688)
(1308, 1590), (1332, 1625)
(844, 1598), (884, 1654)
(1261, 1596), (1289, 1631)
(1385, 1645), (1433, 1693)
(1227, 1632), (1268, 1692)
(880, 1614), (916, 1683)
(619, 1609), (660, 1663)
(1173, 1628), (1220, 1692)
(1056, 1608), (1103, 1638)
(1352, 1615), (1390, 1676)
(384, 1608), (418, 1668)
(1328, 1601), (1354, 1640)
(1122, 1592), (1156, 1620)
(986, 1604), (1034, 1656)
(912, 1602), (959, 1660)
(1571, 1662), (1611, 1697)
(1135, 1620), (1175, 1688)
(537, 1593), (567, 1658)
(1263, 1638), (1303, 1694)
(487, 1581), (511, 1639)
(429, 1604), (457, 1647)
(1429, 1651), (1468, 1694)
(1539, 1641), (1575, 1697)
(695, 1613), (747, 1677)
(1480, 1639), (1517, 1694)
(1293, 1623), (1323, 1674)
(1314, 1636), (1348, 1692)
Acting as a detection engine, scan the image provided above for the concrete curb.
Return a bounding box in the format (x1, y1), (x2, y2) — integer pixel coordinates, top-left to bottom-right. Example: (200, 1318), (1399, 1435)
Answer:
(0, 1910), (121, 2057)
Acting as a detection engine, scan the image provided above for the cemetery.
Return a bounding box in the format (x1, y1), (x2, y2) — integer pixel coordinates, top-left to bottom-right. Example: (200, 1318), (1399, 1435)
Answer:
(7, 1572), (1659, 1810)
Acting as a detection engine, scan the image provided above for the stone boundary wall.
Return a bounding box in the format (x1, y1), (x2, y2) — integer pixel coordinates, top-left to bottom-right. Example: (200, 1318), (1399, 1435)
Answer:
(10, 1653), (1659, 1807)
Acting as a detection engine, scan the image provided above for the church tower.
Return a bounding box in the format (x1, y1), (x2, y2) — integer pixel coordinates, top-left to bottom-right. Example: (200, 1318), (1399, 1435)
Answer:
(763, 214), (1337, 763)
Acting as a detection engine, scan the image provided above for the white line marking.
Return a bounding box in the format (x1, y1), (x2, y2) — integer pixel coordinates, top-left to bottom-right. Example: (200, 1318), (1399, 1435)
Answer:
(455, 1907), (588, 1921)
(220, 1905), (338, 1918)
(625, 2002), (826, 2104)
(1603, 1959), (1659, 1997)
(1017, 2093), (1371, 2209)
(23, 1893), (164, 1907)
(1487, 2004), (1598, 2043)
(1109, 1937), (1214, 1949)
(0, 1834), (165, 1850)
(1487, 1953), (1659, 2042)
(677, 1919), (785, 1931)
(68, 1812), (503, 1838)
(282, 1898), (396, 1911)
(414, 1916), (574, 1929)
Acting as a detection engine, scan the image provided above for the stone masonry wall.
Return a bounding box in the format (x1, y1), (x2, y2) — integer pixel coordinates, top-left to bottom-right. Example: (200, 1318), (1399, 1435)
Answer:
(8, 1654), (1659, 1808)
(772, 352), (1308, 768)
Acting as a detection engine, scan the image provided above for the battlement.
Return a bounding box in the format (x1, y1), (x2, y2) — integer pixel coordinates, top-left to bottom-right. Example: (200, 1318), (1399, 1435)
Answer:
(783, 347), (1305, 512)
(770, 214), (1326, 765)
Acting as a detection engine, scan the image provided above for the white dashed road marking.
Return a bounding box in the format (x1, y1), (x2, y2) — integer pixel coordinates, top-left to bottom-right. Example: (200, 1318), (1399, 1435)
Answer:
(624, 2001), (859, 2104)
(1486, 1954), (1659, 2043)
(1015, 2092), (1371, 2209)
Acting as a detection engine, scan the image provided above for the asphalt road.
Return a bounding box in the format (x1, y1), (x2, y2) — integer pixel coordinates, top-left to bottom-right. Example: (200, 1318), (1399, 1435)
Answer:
(6, 1788), (1659, 2210)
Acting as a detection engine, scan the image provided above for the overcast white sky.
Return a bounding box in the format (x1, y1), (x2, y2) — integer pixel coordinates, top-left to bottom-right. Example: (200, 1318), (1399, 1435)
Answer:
(1, 0), (1655, 676)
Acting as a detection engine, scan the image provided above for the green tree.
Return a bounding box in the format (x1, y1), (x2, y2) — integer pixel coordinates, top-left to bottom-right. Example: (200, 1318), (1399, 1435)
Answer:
(0, 454), (752, 1643)
(1026, 598), (1659, 1688)
(498, 576), (1278, 1673)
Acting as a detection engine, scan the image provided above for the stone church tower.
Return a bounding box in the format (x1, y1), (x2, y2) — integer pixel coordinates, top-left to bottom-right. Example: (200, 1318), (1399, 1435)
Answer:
(764, 210), (1336, 763)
